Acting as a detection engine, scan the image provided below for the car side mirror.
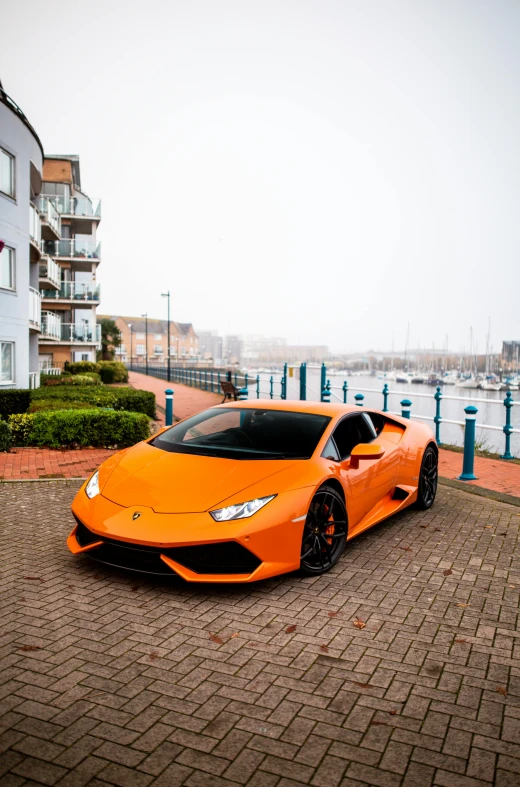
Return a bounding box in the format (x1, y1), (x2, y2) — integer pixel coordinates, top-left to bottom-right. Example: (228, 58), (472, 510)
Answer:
(349, 443), (385, 469)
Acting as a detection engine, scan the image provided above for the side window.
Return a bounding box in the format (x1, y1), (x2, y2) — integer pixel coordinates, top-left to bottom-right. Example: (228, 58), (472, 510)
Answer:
(331, 415), (375, 460)
(321, 437), (340, 461)
(364, 412), (384, 436)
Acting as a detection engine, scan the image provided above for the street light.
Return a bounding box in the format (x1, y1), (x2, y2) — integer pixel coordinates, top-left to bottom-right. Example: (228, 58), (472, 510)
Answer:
(141, 313), (148, 375)
(128, 323), (132, 370)
(161, 291), (171, 382)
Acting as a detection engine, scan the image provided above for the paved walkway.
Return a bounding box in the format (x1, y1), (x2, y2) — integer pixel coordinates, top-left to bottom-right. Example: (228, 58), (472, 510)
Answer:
(438, 450), (520, 499)
(1, 482), (519, 786)
(128, 371), (222, 424)
(0, 448), (115, 480)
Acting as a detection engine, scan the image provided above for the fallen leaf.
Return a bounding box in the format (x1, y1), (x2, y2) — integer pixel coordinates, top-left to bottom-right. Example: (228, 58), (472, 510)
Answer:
(209, 634), (224, 644)
(130, 586), (139, 592)
(23, 577), (44, 582)
(320, 644), (329, 653)
(369, 720), (388, 726)
(230, 632), (240, 639)
(456, 603), (469, 607)
(434, 528), (441, 532)
(443, 570), (453, 576)
(509, 585), (516, 589)
(353, 618), (366, 630)
(327, 611), (338, 617)
(353, 682), (371, 689)
(454, 639), (467, 644)
(498, 533), (507, 536)
(285, 625), (296, 634)
(388, 710), (398, 715)
(419, 526), (428, 529)
(148, 651), (160, 661)
(496, 687), (507, 696)
(484, 526), (493, 529)
(399, 547), (412, 552)
(248, 642), (258, 647)
(19, 645), (41, 652)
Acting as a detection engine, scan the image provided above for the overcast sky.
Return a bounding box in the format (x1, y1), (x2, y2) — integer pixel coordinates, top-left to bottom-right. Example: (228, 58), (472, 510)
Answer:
(2, 0), (519, 355)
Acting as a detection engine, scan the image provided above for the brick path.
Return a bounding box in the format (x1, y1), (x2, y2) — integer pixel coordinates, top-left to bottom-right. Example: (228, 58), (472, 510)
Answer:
(128, 371), (222, 424)
(438, 450), (520, 498)
(0, 448), (115, 481)
(1, 482), (519, 785)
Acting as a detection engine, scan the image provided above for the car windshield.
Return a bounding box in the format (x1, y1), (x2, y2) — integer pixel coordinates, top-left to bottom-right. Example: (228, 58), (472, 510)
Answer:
(151, 408), (331, 460)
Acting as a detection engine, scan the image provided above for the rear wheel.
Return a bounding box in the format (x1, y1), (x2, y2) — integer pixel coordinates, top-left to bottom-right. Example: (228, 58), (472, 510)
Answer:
(300, 486), (348, 575)
(416, 445), (438, 509)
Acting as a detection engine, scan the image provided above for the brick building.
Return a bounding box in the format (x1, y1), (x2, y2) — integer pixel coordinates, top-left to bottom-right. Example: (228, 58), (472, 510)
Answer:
(100, 315), (198, 364)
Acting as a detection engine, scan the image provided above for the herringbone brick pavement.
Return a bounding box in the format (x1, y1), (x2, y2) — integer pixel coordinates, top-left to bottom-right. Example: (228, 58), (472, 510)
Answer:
(1, 482), (519, 786)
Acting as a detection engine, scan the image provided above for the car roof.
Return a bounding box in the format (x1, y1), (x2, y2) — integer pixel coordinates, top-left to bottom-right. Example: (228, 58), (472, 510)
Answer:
(214, 399), (360, 417)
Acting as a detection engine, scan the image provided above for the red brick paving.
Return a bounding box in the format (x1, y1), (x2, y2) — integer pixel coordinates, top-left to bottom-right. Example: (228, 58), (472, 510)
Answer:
(439, 448), (520, 498)
(128, 370), (222, 423)
(0, 447), (115, 480)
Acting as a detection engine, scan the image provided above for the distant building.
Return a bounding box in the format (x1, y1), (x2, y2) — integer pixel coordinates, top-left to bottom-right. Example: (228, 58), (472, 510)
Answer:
(502, 341), (520, 370)
(38, 155), (102, 368)
(100, 315), (198, 364)
(225, 335), (243, 365)
(198, 330), (223, 364)
(0, 81), (44, 388)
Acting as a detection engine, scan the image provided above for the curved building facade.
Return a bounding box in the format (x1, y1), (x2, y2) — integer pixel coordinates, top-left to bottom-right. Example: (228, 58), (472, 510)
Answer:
(0, 84), (44, 388)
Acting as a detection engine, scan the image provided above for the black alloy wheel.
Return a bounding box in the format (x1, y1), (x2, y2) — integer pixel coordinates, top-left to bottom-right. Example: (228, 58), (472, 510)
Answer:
(300, 485), (348, 575)
(416, 445), (438, 509)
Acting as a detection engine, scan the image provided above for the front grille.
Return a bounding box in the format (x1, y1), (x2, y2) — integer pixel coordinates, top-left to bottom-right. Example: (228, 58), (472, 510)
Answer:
(163, 542), (261, 575)
(74, 520), (261, 576)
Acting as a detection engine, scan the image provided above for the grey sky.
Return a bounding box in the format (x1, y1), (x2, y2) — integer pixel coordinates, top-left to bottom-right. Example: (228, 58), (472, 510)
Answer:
(3, 0), (519, 355)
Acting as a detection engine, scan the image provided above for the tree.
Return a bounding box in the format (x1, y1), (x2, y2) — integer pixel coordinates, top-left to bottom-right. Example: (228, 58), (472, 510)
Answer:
(98, 319), (122, 361)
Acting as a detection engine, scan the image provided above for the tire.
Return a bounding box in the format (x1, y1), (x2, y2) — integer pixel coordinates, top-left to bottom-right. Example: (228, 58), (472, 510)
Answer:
(416, 445), (438, 509)
(300, 485), (348, 576)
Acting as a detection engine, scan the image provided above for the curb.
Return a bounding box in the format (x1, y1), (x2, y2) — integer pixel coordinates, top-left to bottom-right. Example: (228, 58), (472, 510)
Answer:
(439, 476), (520, 508)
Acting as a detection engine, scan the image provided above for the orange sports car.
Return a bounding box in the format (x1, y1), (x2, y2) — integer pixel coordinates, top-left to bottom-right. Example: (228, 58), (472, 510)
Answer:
(68, 400), (438, 582)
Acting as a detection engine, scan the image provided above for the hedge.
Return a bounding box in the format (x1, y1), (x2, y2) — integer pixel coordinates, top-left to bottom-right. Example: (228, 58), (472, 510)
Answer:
(41, 373), (101, 386)
(66, 361), (101, 375)
(9, 409), (151, 449)
(0, 389), (31, 419)
(28, 399), (98, 413)
(31, 386), (156, 418)
(0, 420), (11, 451)
(97, 361), (128, 383)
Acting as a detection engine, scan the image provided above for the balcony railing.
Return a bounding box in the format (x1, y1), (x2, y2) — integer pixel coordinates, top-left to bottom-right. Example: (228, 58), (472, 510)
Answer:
(29, 204), (41, 244)
(41, 311), (62, 340)
(29, 287), (42, 329)
(38, 197), (61, 236)
(41, 281), (100, 301)
(28, 371), (41, 389)
(51, 238), (101, 259)
(39, 257), (61, 289)
(40, 194), (101, 219)
(60, 323), (101, 344)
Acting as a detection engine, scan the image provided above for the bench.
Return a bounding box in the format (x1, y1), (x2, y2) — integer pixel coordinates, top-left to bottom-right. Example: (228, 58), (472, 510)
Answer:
(220, 380), (248, 403)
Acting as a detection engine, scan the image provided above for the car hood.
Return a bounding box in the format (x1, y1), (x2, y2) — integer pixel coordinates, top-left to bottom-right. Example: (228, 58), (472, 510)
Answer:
(100, 441), (297, 513)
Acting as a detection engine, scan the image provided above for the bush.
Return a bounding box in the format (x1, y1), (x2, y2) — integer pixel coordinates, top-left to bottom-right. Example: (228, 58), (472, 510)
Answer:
(31, 386), (156, 418)
(28, 400), (98, 413)
(8, 409), (151, 449)
(98, 361), (128, 383)
(0, 390), (31, 419)
(67, 361), (101, 375)
(0, 420), (12, 451)
(41, 374), (101, 387)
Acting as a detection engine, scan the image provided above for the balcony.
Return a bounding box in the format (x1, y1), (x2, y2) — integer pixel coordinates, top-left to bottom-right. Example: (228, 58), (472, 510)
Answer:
(60, 323), (101, 344)
(41, 311), (62, 341)
(50, 238), (101, 260)
(29, 204), (41, 261)
(39, 257), (61, 290)
(41, 280), (100, 302)
(29, 287), (42, 330)
(38, 197), (61, 240)
(28, 371), (41, 389)
(41, 194), (101, 220)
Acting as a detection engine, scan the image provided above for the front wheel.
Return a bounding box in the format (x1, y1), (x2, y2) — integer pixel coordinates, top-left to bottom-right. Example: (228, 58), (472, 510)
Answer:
(416, 445), (438, 509)
(300, 485), (348, 575)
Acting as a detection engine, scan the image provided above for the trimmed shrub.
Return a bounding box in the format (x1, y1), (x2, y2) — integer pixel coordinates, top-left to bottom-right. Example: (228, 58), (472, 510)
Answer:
(9, 409), (150, 449)
(31, 386), (156, 418)
(28, 400), (98, 413)
(0, 420), (12, 451)
(0, 389), (31, 419)
(98, 361), (128, 383)
(68, 361), (101, 375)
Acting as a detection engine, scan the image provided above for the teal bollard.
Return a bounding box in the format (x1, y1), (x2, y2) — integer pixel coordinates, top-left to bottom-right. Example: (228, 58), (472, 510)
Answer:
(300, 363), (307, 400)
(322, 380), (331, 403)
(382, 383), (389, 412)
(342, 380), (348, 403)
(502, 391), (514, 459)
(165, 388), (174, 426)
(238, 386), (248, 400)
(434, 386), (442, 444)
(256, 375), (260, 399)
(459, 405), (478, 480)
(401, 398), (412, 419)
(282, 363), (287, 400)
(354, 393), (364, 407)
(320, 363), (326, 398)
(269, 376), (274, 399)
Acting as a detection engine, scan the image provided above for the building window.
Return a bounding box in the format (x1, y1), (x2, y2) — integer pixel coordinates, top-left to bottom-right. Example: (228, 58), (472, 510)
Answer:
(154, 345), (163, 354)
(0, 342), (14, 384)
(0, 246), (15, 290)
(136, 333), (145, 340)
(154, 333), (162, 340)
(136, 344), (145, 355)
(0, 148), (15, 198)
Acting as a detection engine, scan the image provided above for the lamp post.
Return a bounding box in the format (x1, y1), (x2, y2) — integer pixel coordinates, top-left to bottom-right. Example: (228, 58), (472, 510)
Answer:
(141, 313), (148, 375)
(161, 290), (171, 382)
(128, 323), (133, 370)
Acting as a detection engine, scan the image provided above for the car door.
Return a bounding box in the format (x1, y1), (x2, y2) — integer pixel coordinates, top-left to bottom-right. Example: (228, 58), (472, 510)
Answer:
(328, 413), (397, 531)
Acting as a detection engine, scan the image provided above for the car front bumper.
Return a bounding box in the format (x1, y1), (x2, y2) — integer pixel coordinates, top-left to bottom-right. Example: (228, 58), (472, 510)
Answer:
(68, 483), (311, 583)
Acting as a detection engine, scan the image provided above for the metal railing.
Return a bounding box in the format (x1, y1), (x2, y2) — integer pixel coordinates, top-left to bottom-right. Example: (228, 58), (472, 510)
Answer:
(41, 280), (100, 301)
(39, 257), (61, 289)
(29, 203), (41, 244)
(28, 287), (41, 328)
(40, 194), (101, 219)
(28, 371), (41, 389)
(38, 363), (60, 374)
(41, 311), (62, 340)
(60, 323), (101, 344)
(38, 197), (61, 236)
(43, 239), (101, 259)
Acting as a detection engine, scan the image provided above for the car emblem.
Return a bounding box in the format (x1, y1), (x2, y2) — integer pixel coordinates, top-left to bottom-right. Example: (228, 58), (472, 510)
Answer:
(132, 512), (142, 520)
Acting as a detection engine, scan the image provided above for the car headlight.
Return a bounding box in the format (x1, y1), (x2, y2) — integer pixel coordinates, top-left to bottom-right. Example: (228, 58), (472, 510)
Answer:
(85, 470), (100, 499)
(210, 495), (276, 522)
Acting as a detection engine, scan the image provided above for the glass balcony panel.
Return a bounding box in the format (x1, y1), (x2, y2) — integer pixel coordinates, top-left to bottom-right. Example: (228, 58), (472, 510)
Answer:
(60, 323), (101, 343)
(38, 197), (61, 235)
(39, 257), (61, 289)
(29, 287), (42, 328)
(41, 311), (62, 340)
(56, 239), (101, 259)
(41, 194), (101, 218)
(29, 204), (41, 243)
(41, 281), (100, 301)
